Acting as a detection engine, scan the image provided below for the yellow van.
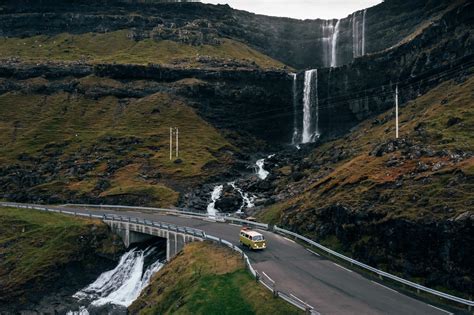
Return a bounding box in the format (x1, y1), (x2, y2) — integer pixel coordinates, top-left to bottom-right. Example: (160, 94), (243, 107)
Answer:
(239, 228), (266, 250)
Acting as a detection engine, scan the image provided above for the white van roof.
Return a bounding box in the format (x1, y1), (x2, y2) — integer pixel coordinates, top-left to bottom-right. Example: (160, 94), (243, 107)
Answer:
(242, 230), (263, 237)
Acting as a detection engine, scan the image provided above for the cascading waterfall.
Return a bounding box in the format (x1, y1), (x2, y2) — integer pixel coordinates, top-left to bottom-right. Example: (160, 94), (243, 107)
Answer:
(352, 9), (367, 58)
(330, 19), (341, 68)
(229, 182), (255, 213)
(69, 247), (164, 314)
(207, 184), (223, 216)
(362, 9), (367, 55)
(256, 159), (270, 180)
(302, 69), (318, 143)
(291, 73), (298, 144)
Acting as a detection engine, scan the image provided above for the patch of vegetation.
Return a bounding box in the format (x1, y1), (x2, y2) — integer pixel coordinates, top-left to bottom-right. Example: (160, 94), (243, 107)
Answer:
(129, 242), (302, 315)
(0, 31), (287, 69)
(0, 207), (123, 305)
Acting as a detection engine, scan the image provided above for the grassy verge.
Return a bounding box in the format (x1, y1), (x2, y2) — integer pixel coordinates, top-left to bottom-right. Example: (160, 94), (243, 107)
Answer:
(129, 242), (302, 315)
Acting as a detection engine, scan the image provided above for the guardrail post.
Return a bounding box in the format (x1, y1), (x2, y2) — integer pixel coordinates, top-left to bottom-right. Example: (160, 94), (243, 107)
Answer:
(305, 306), (311, 315)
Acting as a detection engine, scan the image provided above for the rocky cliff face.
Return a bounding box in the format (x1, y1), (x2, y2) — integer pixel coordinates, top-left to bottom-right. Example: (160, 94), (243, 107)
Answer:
(0, 0), (459, 69)
(293, 0), (473, 140)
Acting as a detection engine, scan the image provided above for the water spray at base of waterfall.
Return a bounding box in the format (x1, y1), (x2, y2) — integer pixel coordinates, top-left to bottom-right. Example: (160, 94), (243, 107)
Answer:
(68, 246), (164, 314)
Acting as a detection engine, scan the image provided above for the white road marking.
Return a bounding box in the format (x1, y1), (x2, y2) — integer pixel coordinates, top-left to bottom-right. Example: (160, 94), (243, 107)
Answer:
(262, 271), (275, 284)
(306, 248), (320, 257)
(229, 223), (241, 227)
(428, 304), (453, 315)
(370, 281), (399, 294)
(334, 263), (353, 273)
(283, 236), (296, 243)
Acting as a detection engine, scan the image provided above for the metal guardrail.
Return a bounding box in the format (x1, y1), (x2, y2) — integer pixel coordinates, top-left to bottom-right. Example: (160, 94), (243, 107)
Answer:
(1, 203), (206, 239)
(273, 226), (474, 309)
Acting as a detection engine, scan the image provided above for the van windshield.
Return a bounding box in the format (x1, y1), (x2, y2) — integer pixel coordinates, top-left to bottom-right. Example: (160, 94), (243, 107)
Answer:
(252, 235), (264, 241)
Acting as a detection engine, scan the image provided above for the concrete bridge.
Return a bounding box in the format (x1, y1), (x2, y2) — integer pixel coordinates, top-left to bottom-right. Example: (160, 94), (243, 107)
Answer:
(103, 216), (205, 260)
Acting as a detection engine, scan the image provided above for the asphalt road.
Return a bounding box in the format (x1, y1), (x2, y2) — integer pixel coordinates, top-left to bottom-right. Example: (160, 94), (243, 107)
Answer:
(53, 206), (452, 315)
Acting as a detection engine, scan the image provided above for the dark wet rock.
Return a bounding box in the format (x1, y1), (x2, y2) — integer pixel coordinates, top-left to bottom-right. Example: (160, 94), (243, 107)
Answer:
(446, 117), (462, 127)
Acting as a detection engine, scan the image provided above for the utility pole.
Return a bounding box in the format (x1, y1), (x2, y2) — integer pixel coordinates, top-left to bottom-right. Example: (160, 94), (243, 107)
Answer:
(395, 84), (399, 139)
(170, 127), (179, 160)
(175, 127), (179, 158)
(169, 127), (173, 160)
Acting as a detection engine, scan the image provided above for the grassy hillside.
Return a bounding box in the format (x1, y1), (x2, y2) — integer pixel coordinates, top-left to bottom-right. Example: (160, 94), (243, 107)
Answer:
(256, 76), (474, 295)
(0, 31), (287, 69)
(0, 87), (233, 206)
(260, 76), (474, 222)
(0, 207), (123, 306)
(129, 242), (302, 315)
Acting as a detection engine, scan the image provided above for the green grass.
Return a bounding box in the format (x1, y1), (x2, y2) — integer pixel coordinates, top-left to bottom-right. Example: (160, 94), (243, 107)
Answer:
(0, 207), (122, 302)
(0, 31), (287, 69)
(129, 242), (302, 315)
(0, 89), (233, 205)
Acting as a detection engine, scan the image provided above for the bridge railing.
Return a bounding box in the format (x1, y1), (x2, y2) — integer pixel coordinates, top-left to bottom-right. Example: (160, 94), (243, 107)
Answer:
(273, 226), (474, 309)
(1, 203), (207, 239)
(102, 214), (207, 238)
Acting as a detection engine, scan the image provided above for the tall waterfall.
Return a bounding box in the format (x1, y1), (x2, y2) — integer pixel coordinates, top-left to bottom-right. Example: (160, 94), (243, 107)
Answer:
(331, 20), (341, 68)
(291, 73), (298, 144)
(302, 69), (318, 143)
(351, 9), (367, 58)
(362, 9), (367, 55)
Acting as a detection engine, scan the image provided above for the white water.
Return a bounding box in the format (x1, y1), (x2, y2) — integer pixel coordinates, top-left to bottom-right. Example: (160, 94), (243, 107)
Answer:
(330, 19), (341, 68)
(229, 182), (255, 213)
(362, 9), (367, 56)
(352, 9), (367, 58)
(66, 307), (89, 315)
(291, 73), (298, 144)
(302, 69), (318, 143)
(256, 159), (270, 180)
(207, 184), (223, 216)
(72, 248), (164, 309)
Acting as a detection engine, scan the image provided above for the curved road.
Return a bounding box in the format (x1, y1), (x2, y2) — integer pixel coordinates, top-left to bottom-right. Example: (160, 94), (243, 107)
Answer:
(49, 205), (454, 315)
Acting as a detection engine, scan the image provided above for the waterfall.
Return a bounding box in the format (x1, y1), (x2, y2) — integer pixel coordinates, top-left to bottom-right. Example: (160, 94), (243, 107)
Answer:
(207, 185), (223, 216)
(70, 247), (164, 312)
(291, 73), (298, 144)
(331, 20), (341, 68)
(352, 12), (359, 58)
(352, 9), (367, 58)
(302, 69), (318, 143)
(362, 9), (367, 56)
(256, 159), (269, 180)
(229, 182), (255, 213)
